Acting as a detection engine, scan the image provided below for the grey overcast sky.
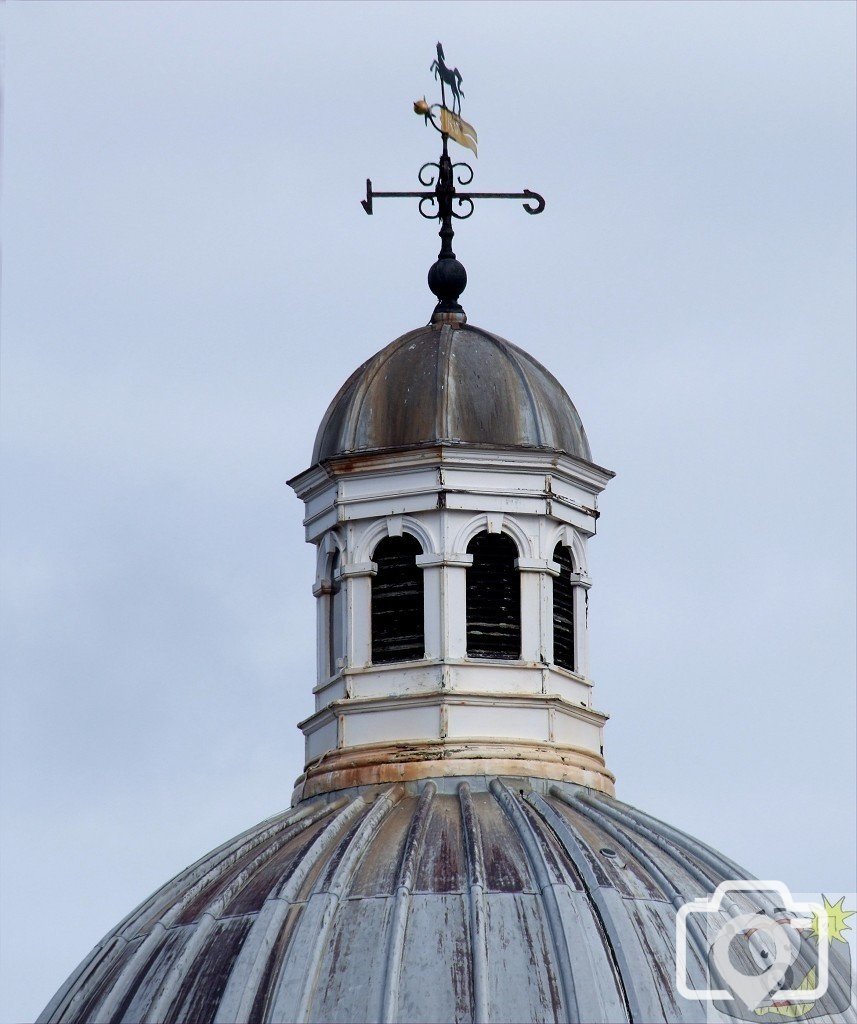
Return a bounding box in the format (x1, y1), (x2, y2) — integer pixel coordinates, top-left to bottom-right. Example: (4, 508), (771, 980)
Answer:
(1, 2), (855, 1020)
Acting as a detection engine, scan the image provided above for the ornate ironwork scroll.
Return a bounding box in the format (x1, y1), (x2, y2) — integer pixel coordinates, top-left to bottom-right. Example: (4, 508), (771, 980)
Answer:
(361, 43), (546, 324)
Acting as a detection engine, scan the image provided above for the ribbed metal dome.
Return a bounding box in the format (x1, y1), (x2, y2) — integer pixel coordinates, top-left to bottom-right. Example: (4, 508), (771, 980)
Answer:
(312, 323), (591, 465)
(40, 777), (851, 1024)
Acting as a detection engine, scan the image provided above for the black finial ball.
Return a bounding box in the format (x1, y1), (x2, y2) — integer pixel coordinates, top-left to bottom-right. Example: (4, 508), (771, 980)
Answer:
(428, 257), (467, 305)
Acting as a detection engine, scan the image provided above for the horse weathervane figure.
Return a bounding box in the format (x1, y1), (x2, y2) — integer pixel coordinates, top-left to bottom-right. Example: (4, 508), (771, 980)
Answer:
(430, 42), (464, 115)
(361, 43), (545, 325)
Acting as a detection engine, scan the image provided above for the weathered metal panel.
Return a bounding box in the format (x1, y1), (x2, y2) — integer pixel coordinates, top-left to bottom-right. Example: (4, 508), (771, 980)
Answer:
(176, 837), (284, 925)
(118, 927), (189, 1023)
(607, 824), (716, 903)
(414, 793), (467, 894)
(519, 801), (582, 892)
(128, 811), (294, 936)
(246, 903), (304, 1023)
(311, 898), (394, 1022)
(349, 796), (415, 898)
(54, 936), (145, 1024)
(622, 897), (705, 1024)
(549, 886), (628, 1022)
(641, 899), (712, 1023)
(396, 893), (473, 1023)
(470, 791), (534, 893)
(263, 895), (328, 1022)
(224, 815), (333, 916)
(166, 917), (254, 1024)
(313, 806), (373, 892)
(484, 893), (564, 1023)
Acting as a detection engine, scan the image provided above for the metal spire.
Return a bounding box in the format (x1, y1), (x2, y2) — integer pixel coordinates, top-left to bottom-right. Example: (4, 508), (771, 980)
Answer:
(361, 43), (545, 325)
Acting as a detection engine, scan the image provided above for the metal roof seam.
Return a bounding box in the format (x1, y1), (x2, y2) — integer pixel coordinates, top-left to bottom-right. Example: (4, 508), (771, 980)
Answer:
(93, 804), (333, 1024)
(129, 800), (326, 946)
(437, 326), (452, 444)
(380, 782), (437, 1023)
(284, 786), (404, 1023)
(559, 790), (684, 907)
(146, 803), (337, 1024)
(216, 794), (367, 1024)
(599, 797), (760, 891)
(36, 936), (123, 1024)
(458, 782), (489, 1024)
(345, 332), (425, 456)
(484, 331), (548, 449)
(489, 779), (580, 1022)
(524, 792), (635, 1023)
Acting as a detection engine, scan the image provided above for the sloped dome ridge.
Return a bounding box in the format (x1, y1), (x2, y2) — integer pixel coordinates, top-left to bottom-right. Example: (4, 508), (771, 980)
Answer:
(312, 323), (592, 465)
(38, 777), (852, 1024)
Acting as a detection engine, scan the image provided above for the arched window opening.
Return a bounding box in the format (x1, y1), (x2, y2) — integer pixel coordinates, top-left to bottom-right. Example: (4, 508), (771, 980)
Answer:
(371, 535), (425, 664)
(466, 531), (521, 659)
(552, 543), (576, 672)
(327, 551), (344, 677)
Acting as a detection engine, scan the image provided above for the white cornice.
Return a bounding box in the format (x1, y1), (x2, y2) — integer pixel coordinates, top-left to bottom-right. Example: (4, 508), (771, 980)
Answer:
(288, 443), (615, 500)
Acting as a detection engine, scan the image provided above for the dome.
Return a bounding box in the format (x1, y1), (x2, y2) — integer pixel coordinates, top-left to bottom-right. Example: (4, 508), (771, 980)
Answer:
(312, 323), (592, 465)
(41, 776), (830, 1024)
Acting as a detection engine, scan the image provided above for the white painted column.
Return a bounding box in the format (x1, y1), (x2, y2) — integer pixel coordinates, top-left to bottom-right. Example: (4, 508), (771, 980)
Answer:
(542, 559), (561, 665)
(312, 579), (333, 684)
(570, 572), (592, 679)
(415, 556), (442, 660)
(416, 553), (473, 659)
(516, 558), (560, 663)
(339, 562), (376, 670)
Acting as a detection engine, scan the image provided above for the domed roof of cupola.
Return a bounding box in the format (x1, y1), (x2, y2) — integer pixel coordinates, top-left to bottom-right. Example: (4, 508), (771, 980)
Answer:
(312, 322), (592, 465)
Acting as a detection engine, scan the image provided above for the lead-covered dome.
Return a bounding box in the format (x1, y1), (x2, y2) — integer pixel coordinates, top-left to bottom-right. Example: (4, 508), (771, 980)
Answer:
(38, 779), (754, 1024)
(41, 777), (852, 1024)
(312, 323), (591, 465)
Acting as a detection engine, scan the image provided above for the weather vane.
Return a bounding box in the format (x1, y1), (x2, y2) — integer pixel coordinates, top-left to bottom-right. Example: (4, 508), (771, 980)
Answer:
(361, 42), (546, 325)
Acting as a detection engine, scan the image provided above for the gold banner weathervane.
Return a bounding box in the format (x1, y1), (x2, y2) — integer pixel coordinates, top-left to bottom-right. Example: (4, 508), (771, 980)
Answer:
(440, 107), (478, 156)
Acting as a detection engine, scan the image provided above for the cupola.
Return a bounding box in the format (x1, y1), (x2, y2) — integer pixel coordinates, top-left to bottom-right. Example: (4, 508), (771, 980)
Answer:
(288, 318), (614, 802)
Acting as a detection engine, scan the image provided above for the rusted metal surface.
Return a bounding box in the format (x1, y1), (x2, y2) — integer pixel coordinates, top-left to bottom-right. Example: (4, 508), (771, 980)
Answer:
(40, 776), (852, 1024)
(292, 737), (615, 802)
(311, 323), (592, 466)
